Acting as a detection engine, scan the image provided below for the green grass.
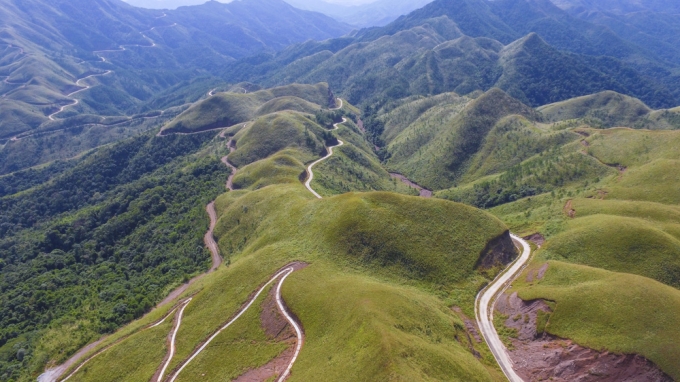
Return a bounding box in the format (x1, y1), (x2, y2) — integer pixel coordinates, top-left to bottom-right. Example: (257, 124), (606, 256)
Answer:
(311, 121), (417, 197)
(228, 112), (325, 168)
(384, 88), (539, 190)
(161, 83), (331, 135)
(67, 317), (171, 382)
(539, 214), (680, 288)
(514, 261), (680, 381)
(74, 178), (511, 381)
(174, 283), (288, 382)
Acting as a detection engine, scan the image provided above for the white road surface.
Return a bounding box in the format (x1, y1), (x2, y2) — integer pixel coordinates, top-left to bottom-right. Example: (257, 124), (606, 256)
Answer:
(475, 234), (531, 382)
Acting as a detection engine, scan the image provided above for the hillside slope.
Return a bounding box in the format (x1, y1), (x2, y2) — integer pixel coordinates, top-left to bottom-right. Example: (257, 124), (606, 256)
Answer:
(47, 86), (518, 382)
(0, 0), (350, 146)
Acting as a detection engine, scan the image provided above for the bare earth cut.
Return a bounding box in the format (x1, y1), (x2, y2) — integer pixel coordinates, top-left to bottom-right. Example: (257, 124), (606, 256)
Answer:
(496, 289), (673, 381)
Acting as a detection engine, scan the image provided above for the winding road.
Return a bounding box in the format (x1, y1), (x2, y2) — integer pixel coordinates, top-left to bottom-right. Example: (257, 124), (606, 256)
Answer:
(304, 116), (346, 199)
(167, 266), (304, 382)
(475, 234), (531, 382)
(48, 71), (113, 120)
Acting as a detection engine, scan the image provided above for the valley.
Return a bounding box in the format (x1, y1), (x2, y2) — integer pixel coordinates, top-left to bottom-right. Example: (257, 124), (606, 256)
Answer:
(2, 0), (680, 381)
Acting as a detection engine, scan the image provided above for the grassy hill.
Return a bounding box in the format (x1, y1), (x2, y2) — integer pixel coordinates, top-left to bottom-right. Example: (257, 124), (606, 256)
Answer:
(54, 86), (519, 382)
(159, 83), (332, 135)
(383, 88), (539, 190)
(513, 260), (680, 381)
(539, 90), (680, 129)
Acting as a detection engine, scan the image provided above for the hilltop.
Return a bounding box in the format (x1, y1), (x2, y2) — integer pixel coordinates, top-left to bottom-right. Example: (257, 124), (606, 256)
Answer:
(21, 86), (520, 382)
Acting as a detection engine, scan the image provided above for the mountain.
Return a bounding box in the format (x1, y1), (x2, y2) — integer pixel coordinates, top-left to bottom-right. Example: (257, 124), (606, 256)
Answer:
(285, 0), (435, 27)
(551, 0), (680, 14)
(0, 0), (350, 142)
(224, 0), (680, 110)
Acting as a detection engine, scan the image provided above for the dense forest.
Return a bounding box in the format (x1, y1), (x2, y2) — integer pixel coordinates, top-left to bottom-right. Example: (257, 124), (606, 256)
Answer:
(0, 131), (229, 380)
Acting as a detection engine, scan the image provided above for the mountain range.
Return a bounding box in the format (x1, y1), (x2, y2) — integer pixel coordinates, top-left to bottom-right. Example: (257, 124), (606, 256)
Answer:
(2, 0), (680, 381)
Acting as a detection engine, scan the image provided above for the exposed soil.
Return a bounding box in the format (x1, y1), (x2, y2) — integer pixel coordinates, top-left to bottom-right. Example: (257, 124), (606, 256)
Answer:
(451, 307), (482, 359)
(261, 283), (296, 342)
(222, 138), (239, 191)
(495, 292), (673, 382)
(389, 173), (433, 198)
(232, 263), (308, 382)
(580, 139), (590, 147)
(523, 233), (545, 248)
(564, 199), (576, 218)
(526, 263), (550, 283)
(476, 230), (518, 270)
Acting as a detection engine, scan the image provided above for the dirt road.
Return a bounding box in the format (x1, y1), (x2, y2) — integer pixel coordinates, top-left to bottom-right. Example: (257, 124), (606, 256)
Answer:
(475, 234), (531, 382)
(168, 264), (306, 382)
(304, 117), (346, 199)
(48, 71), (113, 121)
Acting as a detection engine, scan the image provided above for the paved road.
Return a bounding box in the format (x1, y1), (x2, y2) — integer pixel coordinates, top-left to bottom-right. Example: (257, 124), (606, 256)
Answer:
(48, 71), (113, 120)
(475, 234), (531, 382)
(156, 298), (193, 382)
(168, 266), (303, 382)
(304, 117), (346, 199)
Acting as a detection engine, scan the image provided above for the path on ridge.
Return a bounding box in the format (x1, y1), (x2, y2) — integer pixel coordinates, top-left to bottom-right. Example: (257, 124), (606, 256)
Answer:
(38, 123), (236, 382)
(304, 116), (346, 199)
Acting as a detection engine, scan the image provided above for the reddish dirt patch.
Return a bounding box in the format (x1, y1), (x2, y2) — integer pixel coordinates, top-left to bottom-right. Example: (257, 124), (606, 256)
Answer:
(580, 139), (590, 147)
(523, 233), (545, 248)
(525, 263), (549, 283)
(451, 307), (482, 358)
(575, 130), (591, 137)
(496, 292), (672, 382)
(232, 262), (308, 382)
(390, 173), (433, 198)
(564, 199), (576, 218)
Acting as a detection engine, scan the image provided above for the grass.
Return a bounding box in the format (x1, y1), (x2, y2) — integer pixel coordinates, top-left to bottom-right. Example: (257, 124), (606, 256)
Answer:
(540, 214), (680, 288)
(64, 91), (517, 381)
(514, 261), (680, 381)
(161, 83), (331, 135)
(384, 88), (539, 190)
(228, 112), (325, 168)
(311, 121), (417, 197)
(72, 183), (511, 381)
(174, 283), (288, 382)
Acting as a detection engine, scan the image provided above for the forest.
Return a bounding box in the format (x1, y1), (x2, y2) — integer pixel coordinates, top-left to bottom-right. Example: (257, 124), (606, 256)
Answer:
(0, 131), (229, 380)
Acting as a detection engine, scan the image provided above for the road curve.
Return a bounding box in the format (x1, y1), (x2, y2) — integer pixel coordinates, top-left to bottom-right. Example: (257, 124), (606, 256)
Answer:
(475, 234), (531, 382)
(331, 98), (343, 111)
(168, 267), (301, 382)
(48, 71), (113, 121)
(304, 117), (346, 199)
(275, 270), (304, 382)
(156, 298), (193, 382)
(52, 300), (187, 382)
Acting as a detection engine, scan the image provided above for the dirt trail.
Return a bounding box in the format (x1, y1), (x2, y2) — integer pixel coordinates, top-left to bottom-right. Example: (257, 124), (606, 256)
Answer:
(304, 116), (346, 199)
(47, 71), (113, 121)
(154, 298), (193, 382)
(167, 263), (307, 382)
(47, 298), (188, 382)
(39, 123), (238, 382)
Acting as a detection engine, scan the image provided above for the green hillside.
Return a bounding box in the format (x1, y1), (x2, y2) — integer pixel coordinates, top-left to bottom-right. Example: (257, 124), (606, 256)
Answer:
(539, 90), (680, 129)
(53, 87), (517, 382)
(383, 88), (539, 190)
(159, 83), (332, 135)
(513, 261), (680, 381)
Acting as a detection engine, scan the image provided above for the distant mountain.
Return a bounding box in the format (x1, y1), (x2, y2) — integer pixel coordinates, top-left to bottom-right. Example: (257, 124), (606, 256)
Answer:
(285, 0), (435, 27)
(225, 0), (680, 110)
(550, 0), (680, 14)
(0, 0), (350, 141)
